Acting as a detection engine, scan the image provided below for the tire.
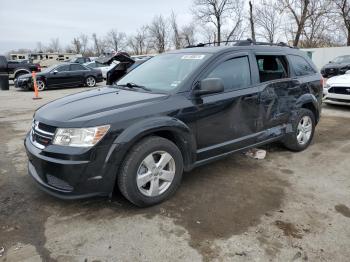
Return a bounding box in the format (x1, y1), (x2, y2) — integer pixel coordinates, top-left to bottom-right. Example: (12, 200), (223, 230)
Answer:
(118, 136), (184, 207)
(36, 79), (46, 91)
(282, 108), (315, 152)
(85, 76), (96, 87)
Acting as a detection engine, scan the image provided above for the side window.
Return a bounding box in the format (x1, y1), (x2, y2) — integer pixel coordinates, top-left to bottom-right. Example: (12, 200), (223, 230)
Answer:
(207, 56), (251, 91)
(56, 65), (70, 72)
(88, 63), (96, 68)
(256, 55), (289, 83)
(70, 64), (87, 71)
(289, 55), (316, 76)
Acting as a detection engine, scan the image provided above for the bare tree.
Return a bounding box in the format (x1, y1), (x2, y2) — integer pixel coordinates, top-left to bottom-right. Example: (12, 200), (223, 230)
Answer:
(200, 25), (217, 43)
(72, 37), (82, 54)
(170, 11), (181, 49)
(331, 0), (350, 45)
(279, 0), (329, 47)
(249, 1), (256, 42)
(79, 34), (89, 55)
(106, 29), (126, 52)
(192, 0), (242, 45)
(301, 1), (334, 47)
(148, 15), (168, 53)
(181, 24), (197, 46)
(255, 0), (282, 43)
(92, 33), (103, 56)
(48, 38), (60, 52)
(128, 26), (150, 55)
(36, 42), (44, 52)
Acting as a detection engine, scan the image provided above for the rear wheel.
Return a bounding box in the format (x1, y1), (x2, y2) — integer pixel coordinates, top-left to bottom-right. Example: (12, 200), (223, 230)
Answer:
(282, 108), (315, 152)
(85, 76), (96, 87)
(118, 136), (183, 207)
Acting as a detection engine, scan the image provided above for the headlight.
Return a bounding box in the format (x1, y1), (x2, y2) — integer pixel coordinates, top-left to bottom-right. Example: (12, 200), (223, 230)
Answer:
(53, 125), (110, 147)
(324, 83), (331, 89)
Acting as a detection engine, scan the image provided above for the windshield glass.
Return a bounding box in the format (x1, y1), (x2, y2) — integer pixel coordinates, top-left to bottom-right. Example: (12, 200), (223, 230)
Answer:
(332, 55), (350, 63)
(117, 53), (211, 92)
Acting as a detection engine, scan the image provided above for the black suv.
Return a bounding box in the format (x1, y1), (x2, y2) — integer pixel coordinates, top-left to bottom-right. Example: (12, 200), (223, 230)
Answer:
(25, 42), (322, 207)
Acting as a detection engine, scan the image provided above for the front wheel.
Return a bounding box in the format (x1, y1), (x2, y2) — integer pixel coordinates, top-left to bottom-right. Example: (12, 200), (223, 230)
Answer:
(36, 79), (46, 91)
(282, 108), (315, 152)
(85, 76), (96, 87)
(118, 136), (183, 207)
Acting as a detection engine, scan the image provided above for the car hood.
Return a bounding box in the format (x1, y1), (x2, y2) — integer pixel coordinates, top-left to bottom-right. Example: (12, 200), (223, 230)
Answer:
(322, 62), (350, 69)
(34, 87), (168, 127)
(19, 71), (47, 79)
(327, 74), (350, 86)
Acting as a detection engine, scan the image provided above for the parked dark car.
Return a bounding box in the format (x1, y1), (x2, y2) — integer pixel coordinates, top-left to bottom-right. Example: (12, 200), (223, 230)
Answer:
(15, 63), (103, 90)
(7, 60), (41, 80)
(70, 57), (91, 64)
(25, 41), (322, 207)
(320, 55), (350, 78)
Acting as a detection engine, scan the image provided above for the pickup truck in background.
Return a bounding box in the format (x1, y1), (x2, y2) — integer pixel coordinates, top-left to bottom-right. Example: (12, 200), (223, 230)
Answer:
(7, 60), (41, 80)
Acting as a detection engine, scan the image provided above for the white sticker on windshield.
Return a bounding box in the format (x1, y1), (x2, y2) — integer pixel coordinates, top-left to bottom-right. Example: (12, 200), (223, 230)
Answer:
(181, 55), (205, 60)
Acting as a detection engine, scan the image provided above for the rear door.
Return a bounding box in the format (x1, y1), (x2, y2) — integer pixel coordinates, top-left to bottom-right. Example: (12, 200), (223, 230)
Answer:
(252, 53), (293, 134)
(69, 64), (89, 85)
(194, 52), (262, 161)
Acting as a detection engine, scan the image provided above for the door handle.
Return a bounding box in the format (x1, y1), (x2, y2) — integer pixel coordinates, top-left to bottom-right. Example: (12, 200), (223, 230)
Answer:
(243, 94), (259, 101)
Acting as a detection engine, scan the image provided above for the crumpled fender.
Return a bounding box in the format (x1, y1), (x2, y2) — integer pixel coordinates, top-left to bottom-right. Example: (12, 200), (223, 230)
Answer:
(295, 93), (320, 121)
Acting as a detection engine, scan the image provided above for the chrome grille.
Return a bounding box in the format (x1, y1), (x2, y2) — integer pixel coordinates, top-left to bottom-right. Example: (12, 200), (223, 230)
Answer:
(31, 120), (56, 149)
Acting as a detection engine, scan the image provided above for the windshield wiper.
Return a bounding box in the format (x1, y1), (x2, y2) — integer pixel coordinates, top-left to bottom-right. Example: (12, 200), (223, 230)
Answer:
(118, 82), (151, 92)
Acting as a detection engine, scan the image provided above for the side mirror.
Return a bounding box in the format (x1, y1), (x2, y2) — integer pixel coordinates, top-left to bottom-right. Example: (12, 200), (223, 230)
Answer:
(52, 70), (58, 74)
(193, 78), (224, 96)
(346, 70), (350, 74)
(329, 61), (332, 63)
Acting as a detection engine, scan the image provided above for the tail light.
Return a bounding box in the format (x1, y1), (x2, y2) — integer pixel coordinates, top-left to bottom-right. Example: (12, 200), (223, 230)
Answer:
(36, 64), (41, 72)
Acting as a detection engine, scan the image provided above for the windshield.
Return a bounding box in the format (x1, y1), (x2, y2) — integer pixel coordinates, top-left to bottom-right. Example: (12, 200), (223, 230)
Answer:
(332, 55), (350, 63)
(117, 53), (211, 92)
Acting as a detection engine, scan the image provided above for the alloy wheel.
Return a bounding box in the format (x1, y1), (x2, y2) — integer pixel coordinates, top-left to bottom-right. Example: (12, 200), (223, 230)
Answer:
(296, 116), (312, 145)
(86, 77), (96, 87)
(36, 80), (45, 91)
(136, 151), (176, 197)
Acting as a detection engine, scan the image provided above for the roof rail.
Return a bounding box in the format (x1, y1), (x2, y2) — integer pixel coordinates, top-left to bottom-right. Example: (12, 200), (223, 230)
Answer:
(186, 39), (296, 49)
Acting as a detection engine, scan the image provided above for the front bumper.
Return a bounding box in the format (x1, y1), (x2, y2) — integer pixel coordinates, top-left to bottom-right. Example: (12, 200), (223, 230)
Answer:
(14, 78), (32, 89)
(24, 134), (118, 199)
(323, 88), (350, 106)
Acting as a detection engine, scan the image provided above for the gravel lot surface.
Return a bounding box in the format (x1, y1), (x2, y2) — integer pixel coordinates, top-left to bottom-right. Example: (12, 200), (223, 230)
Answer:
(0, 85), (349, 262)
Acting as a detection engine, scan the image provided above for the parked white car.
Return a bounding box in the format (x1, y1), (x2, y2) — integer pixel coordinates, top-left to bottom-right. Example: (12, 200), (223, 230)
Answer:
(323, 71), (350, 106)
(84, 61), (117, 80)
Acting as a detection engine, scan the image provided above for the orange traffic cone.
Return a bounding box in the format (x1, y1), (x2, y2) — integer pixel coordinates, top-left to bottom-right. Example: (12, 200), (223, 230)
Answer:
(32, 71), (42, 100)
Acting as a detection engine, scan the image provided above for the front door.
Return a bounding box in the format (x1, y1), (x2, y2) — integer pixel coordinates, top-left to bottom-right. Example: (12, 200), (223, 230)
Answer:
(47, 64), (71, 86)
(193, 53), (261, 161)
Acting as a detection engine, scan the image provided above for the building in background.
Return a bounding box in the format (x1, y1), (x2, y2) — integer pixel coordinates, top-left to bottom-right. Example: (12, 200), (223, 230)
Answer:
(9, 52), (80, 68)
(302, 46), (350, 69)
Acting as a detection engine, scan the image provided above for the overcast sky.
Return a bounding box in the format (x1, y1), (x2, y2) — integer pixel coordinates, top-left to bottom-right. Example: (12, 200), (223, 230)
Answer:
(0, 0), (193, 53)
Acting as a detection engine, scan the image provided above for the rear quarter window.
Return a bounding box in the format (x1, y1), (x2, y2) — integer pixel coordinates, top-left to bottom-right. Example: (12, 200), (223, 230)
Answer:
(289, 55), (316, 76)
